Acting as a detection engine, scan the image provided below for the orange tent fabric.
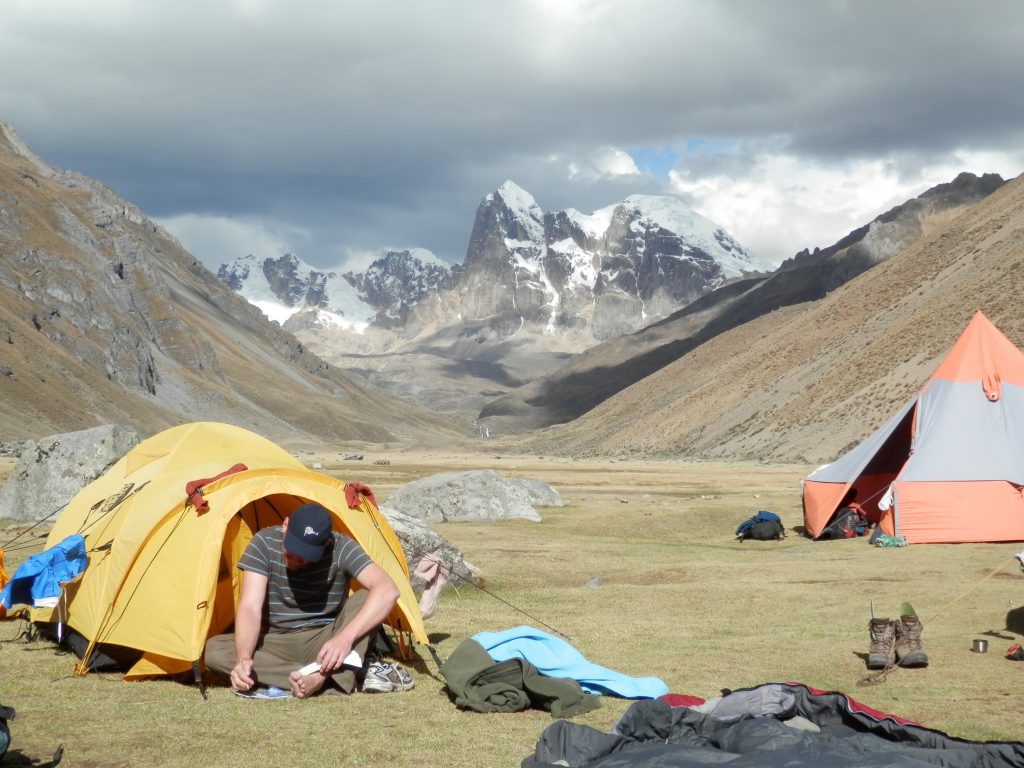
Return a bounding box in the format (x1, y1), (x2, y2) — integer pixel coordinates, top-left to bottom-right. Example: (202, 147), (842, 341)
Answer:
(803, 311), (1024, 544)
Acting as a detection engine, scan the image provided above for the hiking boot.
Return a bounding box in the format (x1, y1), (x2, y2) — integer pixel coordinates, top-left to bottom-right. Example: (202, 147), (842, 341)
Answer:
(895, 615), (929, 667)
(867, 618), (896, 669)
(362, 661), (414, 693)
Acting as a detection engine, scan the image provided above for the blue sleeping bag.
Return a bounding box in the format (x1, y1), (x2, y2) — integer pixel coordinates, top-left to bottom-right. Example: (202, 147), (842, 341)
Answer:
(473, 625), (669, 698)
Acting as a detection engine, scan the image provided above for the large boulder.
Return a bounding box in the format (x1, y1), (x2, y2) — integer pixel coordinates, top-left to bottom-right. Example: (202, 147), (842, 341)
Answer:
(380, 507), (476, 589)
(380, 469), (561, 524)
(505, 477), (567, 508)
(0, 425), (140, 522)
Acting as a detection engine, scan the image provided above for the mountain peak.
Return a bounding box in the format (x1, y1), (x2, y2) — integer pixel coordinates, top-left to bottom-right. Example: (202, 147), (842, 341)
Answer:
(0, 122), (55, 177)
(491, 180), (540, 213)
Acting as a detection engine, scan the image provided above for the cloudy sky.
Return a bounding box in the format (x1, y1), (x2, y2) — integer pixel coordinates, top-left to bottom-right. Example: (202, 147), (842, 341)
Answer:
(3, 0), (1023, 272)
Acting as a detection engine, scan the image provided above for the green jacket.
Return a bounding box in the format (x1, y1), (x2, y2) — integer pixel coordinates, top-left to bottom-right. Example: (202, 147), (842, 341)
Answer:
(440, 638), (600, 718)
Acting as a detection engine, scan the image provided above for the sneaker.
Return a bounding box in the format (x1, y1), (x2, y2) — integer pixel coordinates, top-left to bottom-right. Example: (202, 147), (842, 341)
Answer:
(390, 663), (414, 691)
(234, 686), (292, 699)
(362, 661), (414, 693)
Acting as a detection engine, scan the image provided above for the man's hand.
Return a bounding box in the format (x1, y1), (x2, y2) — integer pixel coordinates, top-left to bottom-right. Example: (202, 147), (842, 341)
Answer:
(316, 634), (353, 675)
(230, 657), (256, 691)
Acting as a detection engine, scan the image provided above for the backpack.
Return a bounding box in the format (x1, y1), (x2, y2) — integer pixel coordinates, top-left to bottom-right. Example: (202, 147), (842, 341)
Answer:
(1, 704), (12, 761)
(735, 511), (785, 542)
(821, 506), (868, 540)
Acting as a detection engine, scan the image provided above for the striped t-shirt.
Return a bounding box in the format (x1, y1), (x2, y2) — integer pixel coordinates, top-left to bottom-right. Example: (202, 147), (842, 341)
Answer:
(238, 525), (372, 632)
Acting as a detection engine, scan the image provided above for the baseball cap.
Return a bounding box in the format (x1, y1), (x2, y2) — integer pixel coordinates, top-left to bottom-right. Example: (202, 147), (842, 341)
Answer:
(284, 504), (333, 561)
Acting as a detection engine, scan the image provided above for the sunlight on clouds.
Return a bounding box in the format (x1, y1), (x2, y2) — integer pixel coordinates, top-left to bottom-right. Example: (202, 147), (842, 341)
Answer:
(340, 248), (391, 273)
(918, 149), (1024, 186)
(669, 149), (1024, 268)
(155, 213), (303, 271)
(595, 146), (640, 176)
(567, 146), (640, 180)
(229, 0), (272, 18)
(524, 0), (613, 23)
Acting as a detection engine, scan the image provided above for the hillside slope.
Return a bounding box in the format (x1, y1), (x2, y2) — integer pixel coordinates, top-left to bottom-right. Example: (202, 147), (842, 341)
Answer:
(0, 123), (463, 445)
(482, 173), (1005, 433)
(518, 173), (1024, 463)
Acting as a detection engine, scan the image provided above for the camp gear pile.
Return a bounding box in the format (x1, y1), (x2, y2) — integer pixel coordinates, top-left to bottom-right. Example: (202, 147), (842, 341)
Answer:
(440, 637), (601, 717)
(522, 683), (1024, 767)
(734, 511), (785, 541)
(439, 626), (668, 716)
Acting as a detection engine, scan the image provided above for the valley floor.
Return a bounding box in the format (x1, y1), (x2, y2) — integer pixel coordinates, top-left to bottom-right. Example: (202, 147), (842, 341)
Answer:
(2, 451), (1022, 766)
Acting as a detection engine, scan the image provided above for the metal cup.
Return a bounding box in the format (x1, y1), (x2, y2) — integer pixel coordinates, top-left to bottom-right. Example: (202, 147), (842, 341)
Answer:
(972, 638), (988, 653)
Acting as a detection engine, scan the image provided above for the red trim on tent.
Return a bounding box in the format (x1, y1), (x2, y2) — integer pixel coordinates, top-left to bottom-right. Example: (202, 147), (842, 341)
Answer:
(802, 684), (918, 726)
(184, 463), (248, 513)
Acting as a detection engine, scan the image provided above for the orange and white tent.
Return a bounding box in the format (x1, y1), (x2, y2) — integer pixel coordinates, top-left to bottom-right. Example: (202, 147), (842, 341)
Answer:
(802, 311), (1024, 544)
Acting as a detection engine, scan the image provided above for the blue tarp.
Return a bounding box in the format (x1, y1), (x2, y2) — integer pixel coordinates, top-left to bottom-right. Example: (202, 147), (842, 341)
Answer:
(1, 534), (87, 610)
(473, 625), (669, 699)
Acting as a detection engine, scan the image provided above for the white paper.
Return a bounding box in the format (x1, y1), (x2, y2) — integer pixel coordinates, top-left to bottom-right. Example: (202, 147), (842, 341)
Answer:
(297, 649), (362, 677)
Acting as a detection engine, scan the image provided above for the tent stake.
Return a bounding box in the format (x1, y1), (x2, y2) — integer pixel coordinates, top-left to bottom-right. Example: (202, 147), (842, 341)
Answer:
(192, 661), (207, 700)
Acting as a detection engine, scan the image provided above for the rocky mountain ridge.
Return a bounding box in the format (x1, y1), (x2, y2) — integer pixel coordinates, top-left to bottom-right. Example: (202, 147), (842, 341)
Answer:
(4, 116), (1017, 469)
(514, 171), (1024, 463)
(481, 171), (1007, 432)
(0, 122), (462, 444)
(217, 173), (1007, 427)
(219, 180), (770, 347)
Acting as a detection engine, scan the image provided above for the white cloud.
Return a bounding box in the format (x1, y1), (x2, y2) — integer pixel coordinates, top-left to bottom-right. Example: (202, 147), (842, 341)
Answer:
(524, 0), (614, 24)
(155, 214), (307, 270)
(5, 2), (1023, 271)
(669, 148), (1024, 267)
(338, 248), (391, 273)
(567, 146), (641, 180)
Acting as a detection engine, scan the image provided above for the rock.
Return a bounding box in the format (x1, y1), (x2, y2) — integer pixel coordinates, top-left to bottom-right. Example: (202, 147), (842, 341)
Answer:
(505, 477), (567, 507)
(381, 469), (551, 523)
(0, 425), (141, 522)
(0, 441), (27, 458)
(380, 507), (476, 589)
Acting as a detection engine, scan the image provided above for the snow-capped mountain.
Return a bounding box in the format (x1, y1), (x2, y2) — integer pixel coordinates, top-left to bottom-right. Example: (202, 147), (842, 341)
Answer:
(217, 253), (382, 331)
(343, 248), (454, 329)
(217, 181), (764, 342)
(452, 180), (766, 339)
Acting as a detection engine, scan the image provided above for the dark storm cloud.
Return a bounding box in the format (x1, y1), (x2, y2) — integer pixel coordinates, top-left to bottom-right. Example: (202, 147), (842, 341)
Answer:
(2, 0), (1022, 268)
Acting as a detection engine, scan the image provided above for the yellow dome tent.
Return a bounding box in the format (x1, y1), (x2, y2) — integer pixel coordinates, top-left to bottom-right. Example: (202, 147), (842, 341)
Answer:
(31, 422), (427, 682)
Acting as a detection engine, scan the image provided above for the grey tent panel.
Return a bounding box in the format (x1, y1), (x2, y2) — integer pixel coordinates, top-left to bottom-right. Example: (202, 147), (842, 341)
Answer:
(902, 380), (1024, 483)
(807, 398), (916, 483)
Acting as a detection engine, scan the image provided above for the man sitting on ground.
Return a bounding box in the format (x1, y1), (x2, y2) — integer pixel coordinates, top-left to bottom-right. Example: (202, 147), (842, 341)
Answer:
(204, 503), (400, 699)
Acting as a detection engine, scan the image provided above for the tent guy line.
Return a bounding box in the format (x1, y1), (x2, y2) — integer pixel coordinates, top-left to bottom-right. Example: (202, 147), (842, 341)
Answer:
(398, 537), (574, 642)
(922, 554), (1022, 625)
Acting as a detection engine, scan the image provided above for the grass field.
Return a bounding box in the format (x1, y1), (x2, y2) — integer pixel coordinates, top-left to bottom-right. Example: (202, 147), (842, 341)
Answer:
(2, 452), (1023, 767)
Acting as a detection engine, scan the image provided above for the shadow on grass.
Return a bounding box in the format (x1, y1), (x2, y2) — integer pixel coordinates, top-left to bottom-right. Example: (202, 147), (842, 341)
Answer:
(1006, 606), (1024, 636)
(1, 745), (64, 767)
